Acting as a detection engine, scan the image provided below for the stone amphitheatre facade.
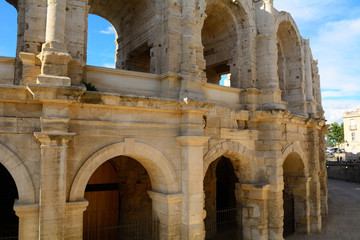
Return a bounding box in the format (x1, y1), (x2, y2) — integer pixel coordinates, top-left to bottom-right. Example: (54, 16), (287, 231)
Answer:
(0, 0), (327, 239)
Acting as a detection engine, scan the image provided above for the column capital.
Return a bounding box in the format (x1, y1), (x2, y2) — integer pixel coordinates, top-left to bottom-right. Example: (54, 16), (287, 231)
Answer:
(34, 132), (76, 147)
(177, 136), (210, 147)
(14, 201), (39, 218)
(66, 200), (89, 214)
(241, 183), (271, 200)
(148, 191), (183, 204)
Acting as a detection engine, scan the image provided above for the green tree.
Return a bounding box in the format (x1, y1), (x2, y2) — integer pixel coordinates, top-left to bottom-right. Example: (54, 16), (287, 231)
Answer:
(326, 122), (344, 150)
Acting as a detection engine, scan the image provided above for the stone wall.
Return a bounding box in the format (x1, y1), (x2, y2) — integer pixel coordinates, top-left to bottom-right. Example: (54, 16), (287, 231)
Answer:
(327, 165), (360, 183)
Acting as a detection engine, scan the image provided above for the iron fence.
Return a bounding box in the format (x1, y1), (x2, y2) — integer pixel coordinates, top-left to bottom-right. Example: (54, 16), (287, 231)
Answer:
(83, 218), (158, 240)
(205, 208), (241, 240)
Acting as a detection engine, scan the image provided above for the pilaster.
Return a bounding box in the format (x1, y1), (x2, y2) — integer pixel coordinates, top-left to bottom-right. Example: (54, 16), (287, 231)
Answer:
(307, 127), (322, 233)
(65, 200), (89, 240)
(179, 0), (206, 101)
(254, 0), (284, 110)
(148, 191), (183, 240)
(240, 183), (271, 240)
(34, 131), (75, 239)
(177, 136), (209, 240)
(292, 177), (311, 234)
(14, 201), (39, 240)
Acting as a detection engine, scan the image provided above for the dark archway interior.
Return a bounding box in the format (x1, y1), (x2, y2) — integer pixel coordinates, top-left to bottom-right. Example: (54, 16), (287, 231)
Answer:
(283, 153), (305, 237)
(216, 157), (237, 210)
(83, 156), (152, 240)
(0, 163), (19, 239)
(204, 156), (239, 239)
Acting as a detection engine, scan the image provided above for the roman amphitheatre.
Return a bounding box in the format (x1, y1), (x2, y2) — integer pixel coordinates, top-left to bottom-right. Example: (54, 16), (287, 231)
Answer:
(0, 0), (327, 239)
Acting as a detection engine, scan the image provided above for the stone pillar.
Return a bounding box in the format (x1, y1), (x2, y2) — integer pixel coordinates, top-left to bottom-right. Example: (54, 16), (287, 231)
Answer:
(179, 0), (206, 101)
(148, 191), (183, 240)
(240, 184), (271, 240)
(37, 0), (72, 86)
(177, 136), (209, 240)
(308, 128), (322, 233)
(254, 0), (284, 110)
(304, 39), (317, 117)
(293, 177), (311, 234)
(35, 132), (75, 239)
(65, 200), (88, 239)
(304, 39), (313, 102)
(319, 126), (328, 216)
(34, 122), (75, 239)
(14, 202), (39, 240)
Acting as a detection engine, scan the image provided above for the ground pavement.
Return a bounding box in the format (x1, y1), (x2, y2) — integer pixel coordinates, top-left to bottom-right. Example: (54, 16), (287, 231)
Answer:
(286, 178), (360, 240)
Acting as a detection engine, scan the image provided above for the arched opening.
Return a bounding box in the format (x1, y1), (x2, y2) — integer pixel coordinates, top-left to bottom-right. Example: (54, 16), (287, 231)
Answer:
(87, 0), (158, 74)
(87, 14), (117, 68)
(277, 21), (304, 113)
(283, 152), (307, 237)
(0, 163), (19, 239)
(83, 156), (152, 240)
(0, 1), (17, 57)
(201, 2), (238, 86)
(204, 156), (241, 240)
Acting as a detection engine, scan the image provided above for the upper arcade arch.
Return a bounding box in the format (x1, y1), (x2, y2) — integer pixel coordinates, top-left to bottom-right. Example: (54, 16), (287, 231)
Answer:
(86, 0), (161, 73)
(275, 12), (306, 114)
(69, 139), (180, 201)
(0, 143), (35, 204)
(203, 140), (256, 183)
(275, 12), (302, 44)
(86, 14), (117, 68)
(201, 0), (252, 88)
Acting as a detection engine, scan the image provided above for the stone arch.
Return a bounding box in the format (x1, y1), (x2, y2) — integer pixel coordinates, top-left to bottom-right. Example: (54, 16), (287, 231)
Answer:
(203, 140), (255, 182)
(275, 12), (302, 44)
(281, 142), (309, 176)
(69, 139), (180, 201)
(201, 0), (252, 88)
(281, 142), (310, 235)
(86, 0), (160, 73)
(275, 12), (305, 114)
(0, 143), (35, 204)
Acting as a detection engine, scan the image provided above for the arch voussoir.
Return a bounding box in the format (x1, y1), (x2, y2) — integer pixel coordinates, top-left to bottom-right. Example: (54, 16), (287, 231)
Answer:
(69, 140), (180, 202)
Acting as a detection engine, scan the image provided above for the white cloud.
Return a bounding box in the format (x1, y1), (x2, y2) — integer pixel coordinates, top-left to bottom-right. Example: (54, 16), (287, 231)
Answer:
(322, 99), (360, 124)
(103, 63), (115, 68)
(314, 18), (360, 94)
(100, 27), (115, 35)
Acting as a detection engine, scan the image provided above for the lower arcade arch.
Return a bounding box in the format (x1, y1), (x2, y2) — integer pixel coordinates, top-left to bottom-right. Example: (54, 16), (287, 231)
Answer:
(0, 163), (19, 239)
(204, 156), (242, 240)
(83, 156), (153, 240)
(283, 152), (309, 237)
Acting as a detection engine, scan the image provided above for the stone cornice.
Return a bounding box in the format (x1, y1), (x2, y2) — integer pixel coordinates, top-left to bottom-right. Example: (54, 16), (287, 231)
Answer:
(34, 132), (76, 147)
(27, 83), (86, 103)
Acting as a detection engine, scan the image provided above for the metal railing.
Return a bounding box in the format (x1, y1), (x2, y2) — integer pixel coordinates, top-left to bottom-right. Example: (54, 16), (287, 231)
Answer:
(205, 208), (241, 240)
(83, 219), (158, 240)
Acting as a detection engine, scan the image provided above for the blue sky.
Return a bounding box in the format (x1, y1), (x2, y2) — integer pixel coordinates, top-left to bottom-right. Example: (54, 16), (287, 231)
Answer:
(1, 1), (360, 123)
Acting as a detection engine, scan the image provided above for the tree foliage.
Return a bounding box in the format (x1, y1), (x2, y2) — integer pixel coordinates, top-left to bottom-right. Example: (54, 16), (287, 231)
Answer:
(326, 122), (344, 148)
